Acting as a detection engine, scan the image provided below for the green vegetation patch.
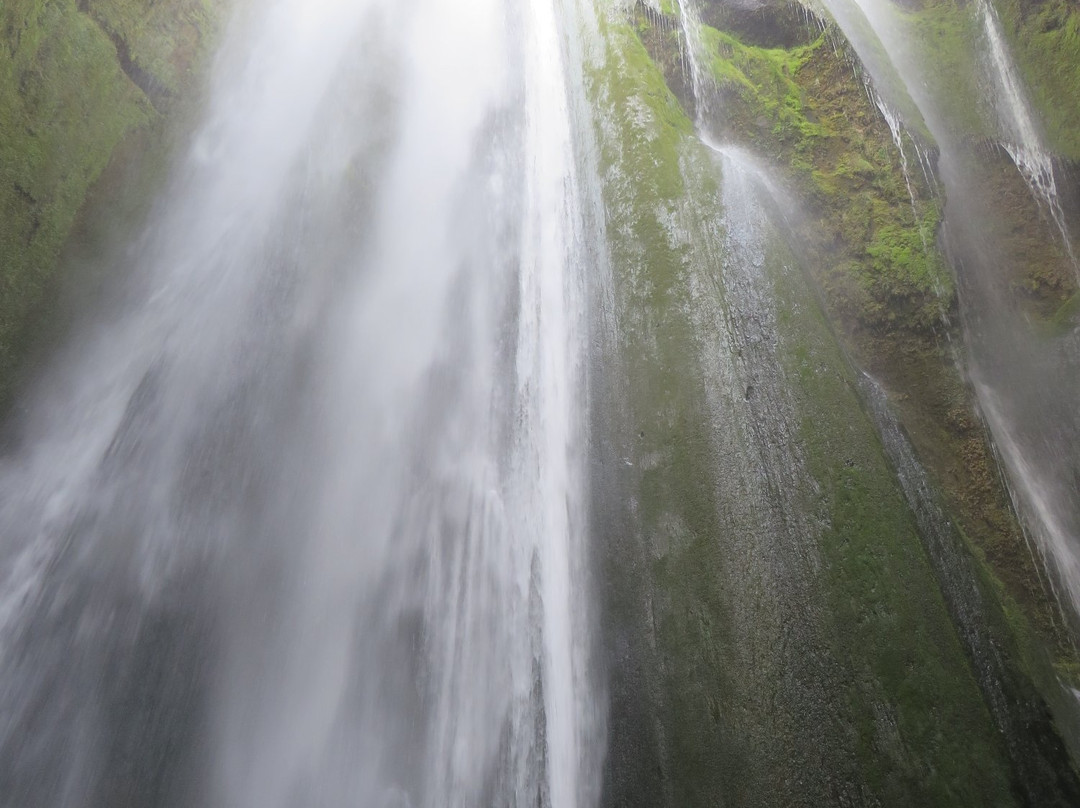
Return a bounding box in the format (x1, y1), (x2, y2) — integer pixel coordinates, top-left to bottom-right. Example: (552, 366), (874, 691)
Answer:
(0, 0), (153, 381)
(627, 1), (1080, 796)
(1050, 291), (1080, 334)
(693, 19), (954, 334)
(776, 244), (1018, 807)
(0, 0), (222, 406)
(84, 0), (219, 100)
(700, 25), (824, 145)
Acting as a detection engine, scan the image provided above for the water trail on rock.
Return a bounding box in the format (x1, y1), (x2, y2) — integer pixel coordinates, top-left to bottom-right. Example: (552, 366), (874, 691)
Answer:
(872, 93), (952, 326)
(976, 0), (1077, 270)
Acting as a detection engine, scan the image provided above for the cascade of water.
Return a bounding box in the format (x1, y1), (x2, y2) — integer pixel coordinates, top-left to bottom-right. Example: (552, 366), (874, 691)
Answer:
(827, 0), (1074, 268)
(814, 0), (1080, 647)
(915, 143), (935, 190)
(874, 96), (924, 244)
(673, 0), (712, 124)
(976, 0), (1077, 271)
(0, 0), (603, 805)
(977, 384), (1080, 629)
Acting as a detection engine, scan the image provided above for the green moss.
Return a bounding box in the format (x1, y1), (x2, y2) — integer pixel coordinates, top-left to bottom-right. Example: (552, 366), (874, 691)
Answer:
(700, 26), (826, 143)
(1046, 291), (1080, 336)
(87, 0), (219, 97)
(0, 2), (151, 380)
(589, 22), (734, 801)
(613, 3), (1080, 798)
(857, 205), (952, 329)
(1057, 291), (1080, 326)
(689, 22), (953, 335)
(836, 0), (1080, 159)
(673, 9), (1072, 688)
(591, 20), (694, 228)
(0, 0), (220, 405)
(905, 0), (994, 139)
(782, 299), (1017, 805)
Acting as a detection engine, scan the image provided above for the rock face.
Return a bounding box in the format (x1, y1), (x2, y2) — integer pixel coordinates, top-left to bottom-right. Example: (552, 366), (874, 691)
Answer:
(0, 0), (219, 404)
(592, 1), (1080, 806)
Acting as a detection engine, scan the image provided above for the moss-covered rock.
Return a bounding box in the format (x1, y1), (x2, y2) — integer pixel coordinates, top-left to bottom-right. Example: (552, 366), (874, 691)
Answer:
(698, 0), (820, 49)
(589, 10), (1080, 805)
(606, 1), (1080, 803)
(0, 0), (220, 405)
(635, 2), (955, 335)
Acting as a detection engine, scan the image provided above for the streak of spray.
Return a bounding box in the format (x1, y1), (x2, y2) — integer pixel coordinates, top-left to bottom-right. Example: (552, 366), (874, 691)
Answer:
(978, 383), (1080, 633)
(674, 0), (710, 119)
(976, 0), (1077, 272)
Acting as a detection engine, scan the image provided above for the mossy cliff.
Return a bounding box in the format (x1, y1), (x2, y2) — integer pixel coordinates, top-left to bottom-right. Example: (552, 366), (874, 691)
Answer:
(682, 0), (1080, 698)
(4, 0), (1080, 803)
(786, 0), (1080, 321)
(0, 0), (220, 405)
(679, 0), (1077, 674)
(592, 2), (1080, 805)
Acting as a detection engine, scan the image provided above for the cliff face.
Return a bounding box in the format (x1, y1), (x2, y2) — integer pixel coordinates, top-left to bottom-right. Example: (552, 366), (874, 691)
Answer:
(593, 1), (1080, 805)
(0, 0), (219, 402)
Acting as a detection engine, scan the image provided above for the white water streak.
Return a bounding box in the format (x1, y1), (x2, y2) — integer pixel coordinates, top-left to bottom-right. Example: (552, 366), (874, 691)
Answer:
(978, 0), (1076, 270)
(979, 385), (1080, 626)
(872, 92), (952, 326)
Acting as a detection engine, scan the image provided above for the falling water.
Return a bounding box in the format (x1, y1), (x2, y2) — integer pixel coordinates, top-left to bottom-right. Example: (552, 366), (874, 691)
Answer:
(673, 0), (711, 118)
(0, 0), (603, 805)
(811, 0), (1080, 646)
(976, 0), (1077, 270)
(977, 382), (1080, 629)
(815, 0), (1075, 269)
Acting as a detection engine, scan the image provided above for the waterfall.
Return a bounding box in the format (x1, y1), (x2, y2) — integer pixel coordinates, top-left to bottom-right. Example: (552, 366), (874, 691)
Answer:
(814, 0), (1080, 642)
(0, 0), (604, 805)
(976, 0), (1077, 271)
